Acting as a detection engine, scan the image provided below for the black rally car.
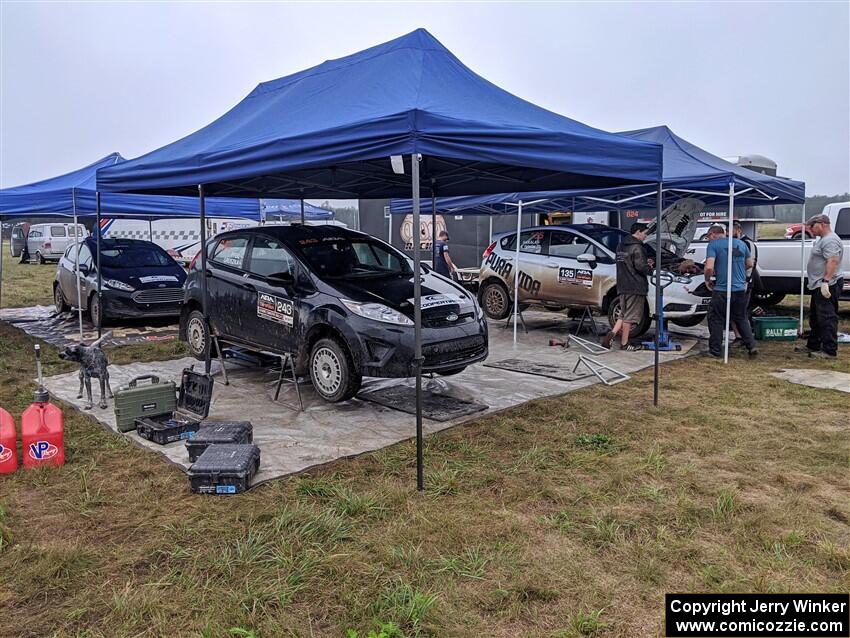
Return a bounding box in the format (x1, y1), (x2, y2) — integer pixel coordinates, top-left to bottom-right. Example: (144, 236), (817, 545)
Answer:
(180, 225), (488, 402)
(54, 237), (186, 324)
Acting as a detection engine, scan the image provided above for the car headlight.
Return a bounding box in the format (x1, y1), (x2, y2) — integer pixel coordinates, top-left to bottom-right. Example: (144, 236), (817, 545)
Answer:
(673, 275), (691, 284)
(341, 299), (413, 326)
(104, 279), (135, 292)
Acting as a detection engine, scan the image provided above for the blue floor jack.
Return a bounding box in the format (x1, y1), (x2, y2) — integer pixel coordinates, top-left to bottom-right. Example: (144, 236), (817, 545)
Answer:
(642, 274), (683, 352)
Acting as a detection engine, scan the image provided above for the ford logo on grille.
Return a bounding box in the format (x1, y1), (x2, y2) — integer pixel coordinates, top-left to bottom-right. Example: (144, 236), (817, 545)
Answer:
(445, 312), (459, 322)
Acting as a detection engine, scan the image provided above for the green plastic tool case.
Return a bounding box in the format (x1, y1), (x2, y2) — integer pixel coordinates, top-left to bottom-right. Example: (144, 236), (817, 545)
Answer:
(135, 369), (215, 445)
(113, 374), (178, 433)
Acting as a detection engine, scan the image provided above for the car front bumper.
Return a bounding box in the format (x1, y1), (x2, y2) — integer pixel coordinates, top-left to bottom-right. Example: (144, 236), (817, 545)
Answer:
(102, 289), (183, 319)
(341, 312), (489, 378)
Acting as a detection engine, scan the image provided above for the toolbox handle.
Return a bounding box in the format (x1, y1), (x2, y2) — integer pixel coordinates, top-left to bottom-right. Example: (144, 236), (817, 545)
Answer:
(127, 374), (160, 388)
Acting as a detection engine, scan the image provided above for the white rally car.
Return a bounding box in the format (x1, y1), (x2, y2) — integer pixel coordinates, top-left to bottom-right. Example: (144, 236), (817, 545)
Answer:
(477, 198), (710, 336)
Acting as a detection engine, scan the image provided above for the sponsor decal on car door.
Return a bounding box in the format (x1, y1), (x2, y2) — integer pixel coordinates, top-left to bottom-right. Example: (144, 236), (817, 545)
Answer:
(541, 230), (598, 306)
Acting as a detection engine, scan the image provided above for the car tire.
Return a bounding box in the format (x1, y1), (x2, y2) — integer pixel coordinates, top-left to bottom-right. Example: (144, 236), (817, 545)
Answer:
(478, 281), (512, 320)
(309, 337), (361, 403)
(752, 291), (785, 307)
(88, 293), (108, 327)
(54, 285), (70, 314)
(185, 310), (212, 361)
(669, 314), (705, 328)
(607, 296), (652, 338)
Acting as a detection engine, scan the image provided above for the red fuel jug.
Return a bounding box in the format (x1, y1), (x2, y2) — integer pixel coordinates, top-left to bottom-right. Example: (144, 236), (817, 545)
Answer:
(21, 345), (65, 468)
(0, 407), (17, 474)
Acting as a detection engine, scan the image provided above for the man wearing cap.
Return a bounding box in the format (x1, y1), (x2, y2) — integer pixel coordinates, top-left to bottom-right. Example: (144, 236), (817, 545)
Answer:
(603, 222), (653, 351)
(801, 213), (844, 359)
(704, 224), (758, 359)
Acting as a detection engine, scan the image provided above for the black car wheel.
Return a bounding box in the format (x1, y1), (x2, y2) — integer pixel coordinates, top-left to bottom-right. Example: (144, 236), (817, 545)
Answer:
(89, 293), (107, 327)
(607, 296), (652, 338)
(186, 310), (211, 361)
(479, 281), (512, 320)
(54, 285), (69, 314)
(309, 338), (361, 403)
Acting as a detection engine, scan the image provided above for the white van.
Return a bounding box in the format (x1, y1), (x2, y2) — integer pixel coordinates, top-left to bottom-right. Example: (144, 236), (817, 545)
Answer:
(21, 223), (88, 263)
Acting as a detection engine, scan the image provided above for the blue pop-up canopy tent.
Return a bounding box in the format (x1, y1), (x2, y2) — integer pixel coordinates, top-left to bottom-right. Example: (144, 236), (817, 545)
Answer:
(390, 126), (805, 215)
(97, 28), (664, 487)
(0, 153), (263, 220)
(390, 125), (807, 364)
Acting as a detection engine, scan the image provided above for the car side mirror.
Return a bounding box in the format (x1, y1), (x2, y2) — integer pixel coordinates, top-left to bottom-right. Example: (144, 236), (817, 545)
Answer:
(78, 264), (90, 275)
(267, 271), (294, 288)
(576, 253), (597, 264)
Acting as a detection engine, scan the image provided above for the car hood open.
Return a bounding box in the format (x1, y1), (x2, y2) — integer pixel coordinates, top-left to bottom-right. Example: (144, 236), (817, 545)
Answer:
(645, 197), (704, 258)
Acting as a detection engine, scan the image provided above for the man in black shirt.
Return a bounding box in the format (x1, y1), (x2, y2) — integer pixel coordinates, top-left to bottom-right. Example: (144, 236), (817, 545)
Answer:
(433, 230), (456, 279)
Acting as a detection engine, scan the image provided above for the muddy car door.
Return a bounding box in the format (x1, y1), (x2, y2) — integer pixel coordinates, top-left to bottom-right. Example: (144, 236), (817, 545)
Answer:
(503, 230), (549, 302)
(243, 234), (300, 352)
(541, 229), (603, 307)
(206, 235), (251, 339)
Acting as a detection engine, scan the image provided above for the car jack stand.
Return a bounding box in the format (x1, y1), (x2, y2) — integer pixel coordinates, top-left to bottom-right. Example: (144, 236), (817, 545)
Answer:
(211, 336), (229, 385)
(642, 317), (682, 352)
(549, 334), (609, 355)
(572, 354), (630, 386)
(572, 306), (600, 337)
(503, 307), (528, 334)
(272, 352), (303, 412)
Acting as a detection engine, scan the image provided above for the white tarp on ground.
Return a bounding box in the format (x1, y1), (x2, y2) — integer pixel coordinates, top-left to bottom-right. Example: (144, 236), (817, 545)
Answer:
(41, 312), (697, 485)
(770, 368), (850, 394)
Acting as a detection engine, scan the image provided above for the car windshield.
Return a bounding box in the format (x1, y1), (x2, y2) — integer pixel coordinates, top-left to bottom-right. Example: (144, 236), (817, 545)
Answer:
(98, 244), (174, 268)
(298, 237), (412, 279)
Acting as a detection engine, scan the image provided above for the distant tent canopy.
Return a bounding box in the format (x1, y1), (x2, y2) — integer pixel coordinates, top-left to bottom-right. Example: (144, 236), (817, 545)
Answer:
(389, 126), (805, 217)
(0, 153), (262, 220)
(260, 199), (333, 221)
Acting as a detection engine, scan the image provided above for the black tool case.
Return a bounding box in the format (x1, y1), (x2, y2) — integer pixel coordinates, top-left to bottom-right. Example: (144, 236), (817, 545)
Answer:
(185, 421), (253, 462)
(188, 444), (261, 494)
(135, 368), (214, 445)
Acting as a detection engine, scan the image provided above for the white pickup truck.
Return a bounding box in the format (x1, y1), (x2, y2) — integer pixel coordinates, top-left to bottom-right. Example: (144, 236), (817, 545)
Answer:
(685, 202), (850, 303)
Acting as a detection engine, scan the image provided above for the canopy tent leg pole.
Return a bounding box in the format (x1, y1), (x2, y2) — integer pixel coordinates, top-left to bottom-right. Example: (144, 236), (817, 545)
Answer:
(72, 189), (83, 341)
(95, 192), (103, 339)
(411, 153), (424, 493)
(300, 197), (305, 225)
(513, 201), (523, 345)
(149, 219), (153, 241)
(653, 183), (662, 406)
(797, 200), (806, 335)
(198, 185), (210, 374)
(431, 184), (437, 270)
(488, 216), (493, 243)
(723, 183), (735, 364)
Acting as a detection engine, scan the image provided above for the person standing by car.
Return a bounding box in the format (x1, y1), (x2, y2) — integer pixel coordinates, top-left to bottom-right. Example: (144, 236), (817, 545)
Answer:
(704, 224), (758, 359)
(434, 230), (457, 279)
(730, 221), (760, 343)
(602, 222), (652, 351)
(799, 213), (844, 359)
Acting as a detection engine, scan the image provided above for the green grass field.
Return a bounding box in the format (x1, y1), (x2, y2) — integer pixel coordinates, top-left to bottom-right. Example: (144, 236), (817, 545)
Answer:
(0, 239), (848, 637)
(1, 241), (58, 308)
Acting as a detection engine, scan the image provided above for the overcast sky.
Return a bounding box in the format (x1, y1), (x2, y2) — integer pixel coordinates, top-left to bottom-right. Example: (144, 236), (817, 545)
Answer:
(1, 2), (848, 196)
